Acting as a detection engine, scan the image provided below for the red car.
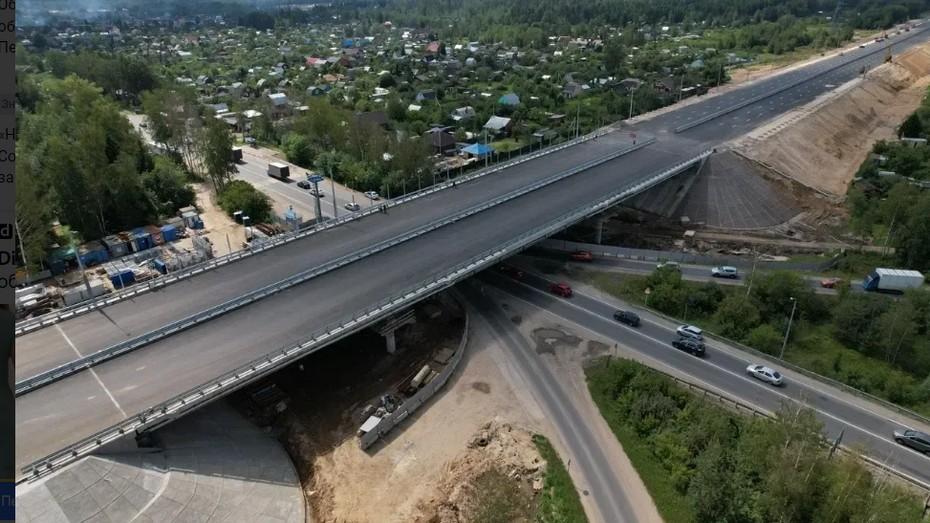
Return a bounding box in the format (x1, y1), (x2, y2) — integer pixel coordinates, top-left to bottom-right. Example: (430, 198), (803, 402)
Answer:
(498, 264), (525, 280)
(549, 282), (573, 297)
(570, 250), (593, 262)
(820, 277), (842, 289)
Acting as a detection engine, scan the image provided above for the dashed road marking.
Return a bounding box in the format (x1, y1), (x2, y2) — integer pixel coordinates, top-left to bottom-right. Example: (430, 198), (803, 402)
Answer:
(56, 325), (127, 417)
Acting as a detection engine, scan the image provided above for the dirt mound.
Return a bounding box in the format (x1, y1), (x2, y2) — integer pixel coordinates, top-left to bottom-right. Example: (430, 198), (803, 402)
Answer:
(735, 42), (930, 198)
(419, 421), (545, 523)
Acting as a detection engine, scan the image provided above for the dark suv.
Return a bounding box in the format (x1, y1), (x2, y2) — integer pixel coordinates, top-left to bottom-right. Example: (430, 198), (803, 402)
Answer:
(672, 337), (705, 357)
(894, 429), (930, 455)
(613, 310), (641, 327)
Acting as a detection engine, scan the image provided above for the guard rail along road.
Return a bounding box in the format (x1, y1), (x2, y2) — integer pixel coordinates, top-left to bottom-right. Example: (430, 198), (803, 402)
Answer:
(15, 137), (656, 396)
(359, 291), (469, 450)
(630, 358), (930, 493)
(20, 149), (710, 481)
(15, 128), (613, 337)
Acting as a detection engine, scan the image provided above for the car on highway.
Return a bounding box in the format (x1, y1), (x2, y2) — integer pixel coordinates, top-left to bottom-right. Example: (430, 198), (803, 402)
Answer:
(364, 191), (380, 200)
(570, 250), (593, 262)
(549, 282), (573, 297)
(657, 261), (681, 271)
(309, 187), (325, 197)
(820, 277), (842, 289)
(894, 429), (930, 455)
(498, 264), (524, 280)
(672, 337), (705, 356)
(297, 180), (311, 189)
(676, 324), (703, 340)
(613, 310), (641, 327)
(244, 136), (257, 146)
(711, 266), (739, 279)
(344, 201), (361, 211)
(746, 364), (784, 386)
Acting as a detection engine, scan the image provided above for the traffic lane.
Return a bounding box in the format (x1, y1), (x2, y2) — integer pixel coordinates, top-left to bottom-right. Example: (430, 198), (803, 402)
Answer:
(234, 160), (326, 220)
(16, 134), (635, 377)
(14, 139), (692, 469)
(538, 255), (844, 295)
(487, 271), (930, 484)
(15, 370), (126, 472)
(637, 24), (930, 140)
(466, 285), (636, 522)
(238, 148), (372, 212)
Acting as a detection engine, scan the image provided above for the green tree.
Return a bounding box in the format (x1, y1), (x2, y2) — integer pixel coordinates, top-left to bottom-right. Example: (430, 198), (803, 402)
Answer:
(747, 323), (783, 355)
(202, 118), (236, 192)
(14, 161), (53, 272)
(217, 180), (272, 223)
(714, 295), (761, 340)
(899, 112), (923, 138)
(142, 157), (196, 217)
(283, 134), (315, 168)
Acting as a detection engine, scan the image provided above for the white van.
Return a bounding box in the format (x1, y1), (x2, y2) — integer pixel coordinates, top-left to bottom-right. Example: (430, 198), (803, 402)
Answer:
(676, 324), (703, 340)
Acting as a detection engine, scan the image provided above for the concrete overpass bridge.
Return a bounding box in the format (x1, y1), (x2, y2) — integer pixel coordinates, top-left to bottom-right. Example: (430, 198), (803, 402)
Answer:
(16, 24), (930, 480)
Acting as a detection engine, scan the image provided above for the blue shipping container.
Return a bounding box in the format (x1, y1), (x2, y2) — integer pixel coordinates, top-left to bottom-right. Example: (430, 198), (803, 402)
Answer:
(152, 259), (167, 275)
(132, 228), (153, 251)
(160, 224), (178, 243)
(110, 269), (135, 289)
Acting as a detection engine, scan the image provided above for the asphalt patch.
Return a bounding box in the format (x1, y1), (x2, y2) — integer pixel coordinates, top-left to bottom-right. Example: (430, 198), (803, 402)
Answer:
(531, 327), (582, 355)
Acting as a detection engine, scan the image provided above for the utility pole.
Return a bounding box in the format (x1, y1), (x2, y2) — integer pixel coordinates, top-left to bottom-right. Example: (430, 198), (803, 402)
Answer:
(628, 90), (635, 120)
(328, 157), (338, 219)
(70, 231), (94, 300)
(780, 297), (798, 359)
(745, 252), (758, 298)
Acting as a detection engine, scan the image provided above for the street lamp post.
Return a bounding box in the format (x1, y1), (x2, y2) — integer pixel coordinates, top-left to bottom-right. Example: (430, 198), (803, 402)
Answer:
(70, 231), (94, 299)
(780, 297), (798, 359)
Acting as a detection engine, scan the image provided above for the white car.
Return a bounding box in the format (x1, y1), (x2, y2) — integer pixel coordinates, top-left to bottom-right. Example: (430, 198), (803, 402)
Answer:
(344, 201), (361, 211)
(309, 187), (324, 197)
(712, 266), (739, 279)
(364, 191), (380, 200)
(747, 364), (784, 386)
(657, 261), (681, 271)
(676, 325), (703, 340)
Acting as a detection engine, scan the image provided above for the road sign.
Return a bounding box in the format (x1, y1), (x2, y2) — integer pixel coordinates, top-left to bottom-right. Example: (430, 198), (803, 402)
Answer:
(307, 174), (325, 184)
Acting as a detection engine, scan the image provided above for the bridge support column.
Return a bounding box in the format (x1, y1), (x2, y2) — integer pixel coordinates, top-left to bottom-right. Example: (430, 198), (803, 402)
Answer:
(376, 310), (417, 354)
(595, 216), (606, 245)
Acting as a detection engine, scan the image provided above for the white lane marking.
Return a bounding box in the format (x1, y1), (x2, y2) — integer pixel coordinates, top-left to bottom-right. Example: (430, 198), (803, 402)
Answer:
(56, 325), (127, 417)
(509, 279), (926, 454)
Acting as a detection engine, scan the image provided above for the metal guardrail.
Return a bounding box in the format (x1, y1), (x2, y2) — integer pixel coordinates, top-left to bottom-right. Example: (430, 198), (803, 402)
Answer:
(16, 137), (656, 396)
(20, 147), (707, 481)
(673, 29), (929, 134)
(15, 129), (613, 337)
(359, 291), (469, 449)
(637, 361), (930, 493)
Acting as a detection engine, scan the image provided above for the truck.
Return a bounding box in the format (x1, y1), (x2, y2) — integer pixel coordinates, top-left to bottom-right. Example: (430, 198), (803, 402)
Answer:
(862, 268), (925, 293)
(231, 147), (243, 163)
(267, 162), (290, 180)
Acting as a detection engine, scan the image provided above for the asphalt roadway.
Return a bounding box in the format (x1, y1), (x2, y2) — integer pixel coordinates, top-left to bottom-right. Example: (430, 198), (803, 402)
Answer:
(521, 251), (859, 295)
(483, 269), (930, 487)
(16, 22), (930, 473)
(462, 283), (638, 523)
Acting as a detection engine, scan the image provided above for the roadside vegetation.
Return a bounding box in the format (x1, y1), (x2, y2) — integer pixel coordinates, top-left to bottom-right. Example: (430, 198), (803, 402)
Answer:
(574, 266), (930, 417)
(532, 435), (588, 523)
(846, 86), (930, 272)
(587, 358), (925, 523)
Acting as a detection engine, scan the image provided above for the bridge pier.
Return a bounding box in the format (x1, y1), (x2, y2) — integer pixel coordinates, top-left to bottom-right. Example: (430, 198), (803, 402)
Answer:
(376, 310), (417, 354)
(595, 216), (606, 244)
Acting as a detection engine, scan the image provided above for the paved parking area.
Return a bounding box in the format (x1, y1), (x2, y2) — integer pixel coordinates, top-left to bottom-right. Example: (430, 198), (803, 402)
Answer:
(16, 402), (304, 523)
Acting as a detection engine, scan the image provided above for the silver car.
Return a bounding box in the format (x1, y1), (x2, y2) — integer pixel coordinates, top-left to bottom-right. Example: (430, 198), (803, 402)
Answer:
(894, 429), (930, 455)
(344, 201), (361, 211)
(746, 364), (784, 386)
(676, 324), (703, 340)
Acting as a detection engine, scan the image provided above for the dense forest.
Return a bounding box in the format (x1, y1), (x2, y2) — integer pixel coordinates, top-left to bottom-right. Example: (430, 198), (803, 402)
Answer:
(587, 359), (925, 523)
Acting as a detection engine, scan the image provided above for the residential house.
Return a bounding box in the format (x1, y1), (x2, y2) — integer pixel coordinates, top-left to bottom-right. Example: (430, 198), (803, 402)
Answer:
(268, 92), (290, 119)
(425, 128), (457, 155)
(483, 116), (512, 136)
(451, 106), (476, 122)
(415, 89), (437, 102)
(562, 81), (584, 99)
(498, 93), (520, 107)
(229, 82), (245, 98)
(462, 143), (494, 158)
(306, 85), (330, 96)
